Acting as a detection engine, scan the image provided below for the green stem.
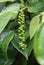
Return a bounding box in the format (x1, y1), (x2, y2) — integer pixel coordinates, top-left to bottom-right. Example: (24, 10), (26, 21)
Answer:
(20, 7), (27, 12)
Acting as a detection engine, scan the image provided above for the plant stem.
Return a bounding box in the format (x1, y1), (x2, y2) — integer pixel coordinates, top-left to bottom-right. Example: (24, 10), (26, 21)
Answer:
(20, 7), (27, 11)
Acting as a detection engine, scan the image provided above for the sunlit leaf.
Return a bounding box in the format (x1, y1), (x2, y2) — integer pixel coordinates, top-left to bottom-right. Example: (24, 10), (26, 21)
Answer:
(0, 3), (20, 34)
(34, 23), (44, 65)
(30, 15), (40, 39)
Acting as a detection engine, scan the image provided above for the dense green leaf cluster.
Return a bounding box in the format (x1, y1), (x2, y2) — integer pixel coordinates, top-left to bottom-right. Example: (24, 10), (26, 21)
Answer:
(0, 0), (44, 65)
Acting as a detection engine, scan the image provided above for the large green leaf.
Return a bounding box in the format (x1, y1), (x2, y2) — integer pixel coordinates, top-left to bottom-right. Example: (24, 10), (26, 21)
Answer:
(0, 31), (14, 59)
(26, 0), (44, 13)
(11, 33), (33, 60)
(30, 15), (40, 39)
(0, 3), (20, 34)
(2, 3), (20, 14)
(34, 23), (44, 65)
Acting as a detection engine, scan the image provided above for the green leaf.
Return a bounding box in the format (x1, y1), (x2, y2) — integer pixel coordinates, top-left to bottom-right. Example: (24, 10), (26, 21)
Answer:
(30, 15), (41, 39)
(0, 3), (20, 34)
(0, 0), (15, 2)
(30, 12), (44, 39)
(2, 3), (20, 15)
(26, 0), (39, 6)
(0, 12), (13, 34)
(11, 33), (33, 60)
(0, 31), (14, 59)
(26, 0), (44, 13)
(34, 23), (44, 65)
(29, 12), (44, 39)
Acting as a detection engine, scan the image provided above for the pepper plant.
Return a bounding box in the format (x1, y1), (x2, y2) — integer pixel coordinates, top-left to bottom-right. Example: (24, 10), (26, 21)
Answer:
(0, 0), (44, 65)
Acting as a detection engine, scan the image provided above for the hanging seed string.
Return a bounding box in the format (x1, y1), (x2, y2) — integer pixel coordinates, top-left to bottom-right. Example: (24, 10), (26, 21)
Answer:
(18, 9), (27, 50)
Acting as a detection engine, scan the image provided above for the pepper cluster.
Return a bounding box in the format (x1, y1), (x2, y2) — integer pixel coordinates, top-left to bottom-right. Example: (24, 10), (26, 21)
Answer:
(18, 10), (26, 50)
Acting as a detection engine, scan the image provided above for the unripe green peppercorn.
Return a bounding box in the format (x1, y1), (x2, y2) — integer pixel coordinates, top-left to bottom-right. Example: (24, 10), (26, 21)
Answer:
(18, 10), (26, 50)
